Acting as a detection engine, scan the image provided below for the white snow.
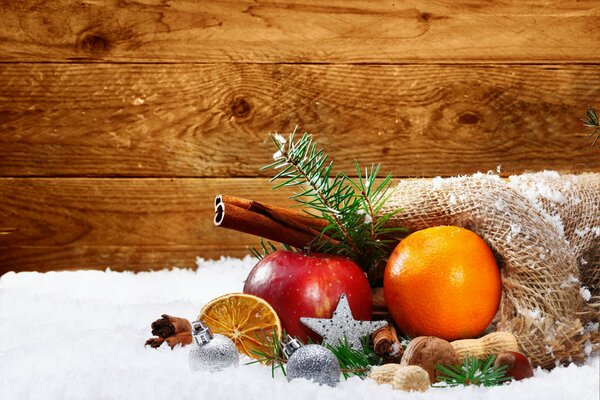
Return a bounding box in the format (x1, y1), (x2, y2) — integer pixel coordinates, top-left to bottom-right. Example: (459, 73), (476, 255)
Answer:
(580, 286), (592, 302)
(560, 274), (580, 289)
(274, 133), (287, 144)
(1, 256), (599, 400)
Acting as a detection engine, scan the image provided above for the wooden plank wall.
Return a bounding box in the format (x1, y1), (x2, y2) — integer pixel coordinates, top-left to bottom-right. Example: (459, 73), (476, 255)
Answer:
(1, 1), (599, 275)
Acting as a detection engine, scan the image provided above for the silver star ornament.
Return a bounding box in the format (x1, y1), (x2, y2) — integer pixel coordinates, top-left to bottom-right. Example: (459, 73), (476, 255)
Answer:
(300, 293), (388, 350)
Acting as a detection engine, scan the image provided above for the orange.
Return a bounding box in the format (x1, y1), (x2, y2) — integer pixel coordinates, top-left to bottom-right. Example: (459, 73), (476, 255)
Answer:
(384, 226), (501, 341)
(198, 293), (282, 359)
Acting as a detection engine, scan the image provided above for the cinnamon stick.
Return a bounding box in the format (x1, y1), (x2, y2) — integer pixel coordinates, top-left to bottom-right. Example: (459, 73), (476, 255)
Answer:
(145, 314), (193, 349)
(372, 323), (403, 359)
(214, 194), (335, 249)
(216, 195), (329, 233)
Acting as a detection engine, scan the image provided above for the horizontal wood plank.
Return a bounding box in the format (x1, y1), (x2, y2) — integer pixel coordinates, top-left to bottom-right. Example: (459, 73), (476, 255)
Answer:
(0, 178), (296, 274)
(1, 63), (599, 178)
(0, 1), (599, 63)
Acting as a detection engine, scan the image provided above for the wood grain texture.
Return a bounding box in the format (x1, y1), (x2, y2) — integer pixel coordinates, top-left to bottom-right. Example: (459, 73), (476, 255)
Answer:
(1, 63), (599, 178)
(0, 178), (295, 274)
(0, 1), (599, 63)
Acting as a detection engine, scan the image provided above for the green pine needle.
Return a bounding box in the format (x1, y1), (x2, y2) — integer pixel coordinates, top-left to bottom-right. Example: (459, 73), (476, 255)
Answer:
(247, 330), (382, 380)
(325, 337), (383, 379)
(247, 328), (288, 378)
(434, 355), (512, 387)
(583, 105), (600, 146)
(260, 128), (407, 281)
(248, 239), (294, 260)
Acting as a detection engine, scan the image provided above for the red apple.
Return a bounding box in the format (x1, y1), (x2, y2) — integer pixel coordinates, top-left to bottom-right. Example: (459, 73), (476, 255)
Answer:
(243, 250), (373, 342)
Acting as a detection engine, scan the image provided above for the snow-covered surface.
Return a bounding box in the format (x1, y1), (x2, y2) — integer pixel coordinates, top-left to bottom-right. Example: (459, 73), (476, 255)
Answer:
(1, 256), (598, 400)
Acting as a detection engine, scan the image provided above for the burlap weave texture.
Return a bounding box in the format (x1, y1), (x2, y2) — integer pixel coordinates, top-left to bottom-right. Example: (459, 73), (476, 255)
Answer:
(382, 172), (599, 368)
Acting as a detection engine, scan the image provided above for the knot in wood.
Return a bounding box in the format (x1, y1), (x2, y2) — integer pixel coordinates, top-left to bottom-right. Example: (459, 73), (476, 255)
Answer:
(458, 111), (481, 125)
(79, 34), (109, 54)
(231, 97), (251, 118)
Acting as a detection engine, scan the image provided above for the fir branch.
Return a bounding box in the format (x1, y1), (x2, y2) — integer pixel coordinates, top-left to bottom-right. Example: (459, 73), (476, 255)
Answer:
(247, 328), (287, 378)
(434, 355), (511, 387)
(326, 337), (383, 379)
(264, 129), (362, 256)
(583, 105), (600, 146)
(247, 331), (382, 380)
(248, 239), (294, 260)
(262, 128), (406, 276)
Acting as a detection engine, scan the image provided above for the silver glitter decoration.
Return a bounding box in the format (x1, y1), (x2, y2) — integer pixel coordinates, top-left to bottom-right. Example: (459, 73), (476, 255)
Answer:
(286, 344), (341, 387)
(188, 320), (239, 372)
(300, 293), (388, 350)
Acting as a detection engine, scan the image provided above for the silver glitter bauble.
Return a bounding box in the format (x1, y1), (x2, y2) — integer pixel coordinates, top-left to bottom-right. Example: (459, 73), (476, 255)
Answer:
(188, 320), (239, 372)
(286, 344), (341, 387)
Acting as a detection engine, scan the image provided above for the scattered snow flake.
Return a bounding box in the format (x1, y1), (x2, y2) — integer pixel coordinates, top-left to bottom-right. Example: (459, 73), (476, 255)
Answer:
(560, 275), (580, 288)
(585, 321), (600, 333)
(132, 97), (145, 105)
(528, 308), (541, 320)
(363, 214), (373, 225)
(574, 228), (587, 238)
(494, 199), (506, 212)
(272, 150), (282, 160)
(573, 227), (599, 238)
(584, 341), (593, 356)
(273, 133), (287, 144)
(580, 286), (592, 302)
(390, 342), (402, 356)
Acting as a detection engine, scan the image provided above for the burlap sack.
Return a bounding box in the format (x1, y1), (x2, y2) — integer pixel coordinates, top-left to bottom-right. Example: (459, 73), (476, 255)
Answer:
(381, 172), (599, 368)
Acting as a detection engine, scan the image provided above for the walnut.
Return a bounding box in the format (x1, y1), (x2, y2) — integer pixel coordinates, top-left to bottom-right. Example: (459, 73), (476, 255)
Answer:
(400, 336), (460, 383)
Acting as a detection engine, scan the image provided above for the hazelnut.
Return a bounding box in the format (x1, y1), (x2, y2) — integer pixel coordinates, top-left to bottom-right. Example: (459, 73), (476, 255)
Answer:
(400, 336), (460, 383)
(494, 351), (534, 381)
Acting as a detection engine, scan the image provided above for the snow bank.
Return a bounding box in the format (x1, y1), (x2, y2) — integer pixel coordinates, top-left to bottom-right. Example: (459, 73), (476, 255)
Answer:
(1, 257), (598, 400)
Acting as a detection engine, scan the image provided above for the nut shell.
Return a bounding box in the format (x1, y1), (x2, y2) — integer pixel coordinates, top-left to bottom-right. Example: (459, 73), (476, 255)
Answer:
(400, 336), (460, 383)
(368, 363), (402, 385)
(494, 351), (534, 381)
(391, 366), (430, 392)
(451, 332), (519, 363)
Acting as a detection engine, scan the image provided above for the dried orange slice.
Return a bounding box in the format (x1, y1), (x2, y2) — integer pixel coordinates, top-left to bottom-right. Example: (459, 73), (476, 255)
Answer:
(198, 293), (282, 359)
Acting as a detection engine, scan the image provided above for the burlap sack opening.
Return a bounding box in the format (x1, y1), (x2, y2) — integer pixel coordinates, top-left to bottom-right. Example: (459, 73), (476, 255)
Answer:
(381, 172), (599, 368)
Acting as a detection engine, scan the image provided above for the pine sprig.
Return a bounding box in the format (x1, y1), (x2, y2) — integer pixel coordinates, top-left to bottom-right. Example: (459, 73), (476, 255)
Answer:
(434, 355), (511, 387)
(583, 105), (600, 146)
(249, 239), (294, 261)
(247, 330), (382, 380)
(261, 128), (406, 277)
(264, 129), (362, 256)
(247, 328), (288, 378)
(325, 337), (383, 379)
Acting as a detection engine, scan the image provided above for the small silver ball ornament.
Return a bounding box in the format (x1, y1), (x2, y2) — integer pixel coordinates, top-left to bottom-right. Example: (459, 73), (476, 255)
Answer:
(283, 337), (340, 387)
(188, 320), (239, 372)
